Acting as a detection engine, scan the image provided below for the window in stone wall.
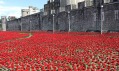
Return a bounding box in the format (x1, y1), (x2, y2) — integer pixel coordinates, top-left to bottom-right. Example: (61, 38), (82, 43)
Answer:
(27, 12), (29, 14)
(115, 10), (119, 20)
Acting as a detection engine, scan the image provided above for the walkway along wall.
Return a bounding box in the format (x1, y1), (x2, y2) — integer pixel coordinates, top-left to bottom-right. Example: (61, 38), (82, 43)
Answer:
(6, 2), (119, 32)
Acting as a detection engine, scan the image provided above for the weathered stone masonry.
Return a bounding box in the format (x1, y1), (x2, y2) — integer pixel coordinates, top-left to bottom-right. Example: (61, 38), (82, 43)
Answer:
(6, 2), (119, 32)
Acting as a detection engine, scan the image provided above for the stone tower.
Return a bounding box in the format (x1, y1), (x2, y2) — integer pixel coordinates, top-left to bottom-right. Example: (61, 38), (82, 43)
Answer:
(21, 6), (39, 17)
(66, 0), (84, 8)
(21, 9), (29, 17)
(1, 16), (7, 31)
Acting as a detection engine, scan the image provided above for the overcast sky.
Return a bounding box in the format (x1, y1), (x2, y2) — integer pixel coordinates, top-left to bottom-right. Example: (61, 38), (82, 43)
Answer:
(0, 0), (47, 18)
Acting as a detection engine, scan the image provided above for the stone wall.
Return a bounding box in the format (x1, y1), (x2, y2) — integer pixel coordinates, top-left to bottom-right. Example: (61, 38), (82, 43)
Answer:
(6, 2), (119, 32)
(56, 12), (68, 31)
(102, 2), (119, 32)
(42, 15), (53, 31)
(7, 19), (20, 31)
(7, 13), (41, 31)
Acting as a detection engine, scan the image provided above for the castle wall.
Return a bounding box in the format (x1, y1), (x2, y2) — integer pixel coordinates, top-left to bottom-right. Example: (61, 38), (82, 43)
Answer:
(7, 19), (20, 31)
(6, 2), (119, 32)
(42, 15), (53, 31)
(56, 12), (68, 31)
(102, 2), (119, 32)
(7, 13), (41, 31)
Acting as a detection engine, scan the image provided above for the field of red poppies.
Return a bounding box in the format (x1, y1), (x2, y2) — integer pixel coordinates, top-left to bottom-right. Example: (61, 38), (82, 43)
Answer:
(0, 31), (119, 71)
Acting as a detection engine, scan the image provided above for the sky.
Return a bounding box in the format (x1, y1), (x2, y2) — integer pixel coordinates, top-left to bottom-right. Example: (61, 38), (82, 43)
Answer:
(0, 0), (47, 18)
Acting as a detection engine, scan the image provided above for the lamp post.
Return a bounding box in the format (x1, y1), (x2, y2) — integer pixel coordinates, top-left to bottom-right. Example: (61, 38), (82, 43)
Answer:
(30, 20), (31, 32)
(101, 5), (103, 34)
(38, 17), (40, 30)
(53, 14), (55, 33)
(68, 11), (71, 32)
(21, 22), (22, 31)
